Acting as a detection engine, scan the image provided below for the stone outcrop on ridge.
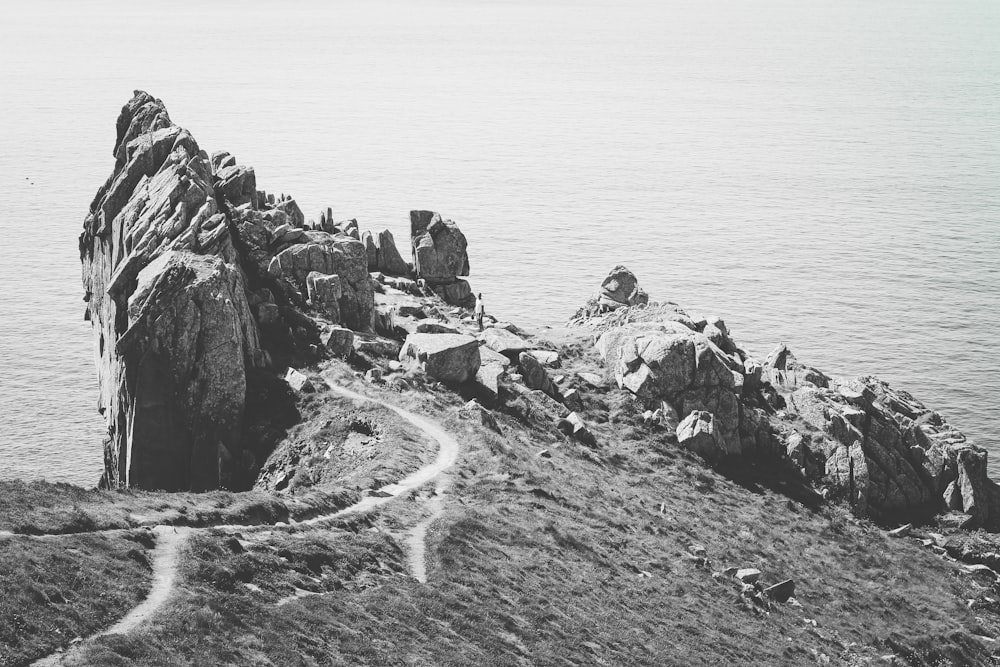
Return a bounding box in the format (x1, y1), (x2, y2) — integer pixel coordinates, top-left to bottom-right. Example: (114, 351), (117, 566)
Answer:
(572, 265), (1000, 528)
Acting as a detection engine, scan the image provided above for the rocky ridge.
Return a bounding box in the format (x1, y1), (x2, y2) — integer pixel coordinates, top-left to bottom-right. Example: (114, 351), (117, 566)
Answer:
(82, 91), (479, 492)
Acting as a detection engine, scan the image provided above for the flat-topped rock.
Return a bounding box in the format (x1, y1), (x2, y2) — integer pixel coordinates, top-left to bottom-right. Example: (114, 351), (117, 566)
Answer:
(399, 333), (481, 383)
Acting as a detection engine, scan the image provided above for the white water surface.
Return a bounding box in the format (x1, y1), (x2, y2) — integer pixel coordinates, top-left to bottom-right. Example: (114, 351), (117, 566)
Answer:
(0, 0), (997, 484)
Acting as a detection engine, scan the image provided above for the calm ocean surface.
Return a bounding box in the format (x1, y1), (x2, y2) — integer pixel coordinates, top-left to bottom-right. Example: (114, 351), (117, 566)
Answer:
(0, 0), (997, 486)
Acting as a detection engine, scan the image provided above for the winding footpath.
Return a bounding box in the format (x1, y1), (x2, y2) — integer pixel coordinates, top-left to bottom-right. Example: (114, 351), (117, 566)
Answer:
(29, 378), (458, 666)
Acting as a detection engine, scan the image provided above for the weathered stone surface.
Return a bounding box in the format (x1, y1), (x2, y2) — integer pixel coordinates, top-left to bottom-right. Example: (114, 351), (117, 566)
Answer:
(267, 236), (374, 331)
(399, 333), (481, 383)
(598, 265), (648, 310)
(764, 344), (829, 390)
(81, 92), (264, 492)
(430, 278), (475, 309)
(518, 352), (559, 399)
(285, 368), (314, 392)
(483, 327), (532, 362)
(414, 320), (458, 334)
(306, 272), (342, 322)
(214, 162), (257, 208)
(375, 229), (410, 276)
(735, 568), (761, 584)
(677, 411), (730, 461)
(458, 400), (501, 433)
(410, 210), (470, 283)
(764, 579), (795, 602)
(556, 412), (597, 447)
(320, 326), (354, 357)
(362, 231), (378, 270)
(598, 322), (744, 455)
(526, 349), (560, 367)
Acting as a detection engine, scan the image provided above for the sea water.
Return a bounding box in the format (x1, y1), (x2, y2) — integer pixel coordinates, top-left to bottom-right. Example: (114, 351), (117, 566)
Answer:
(0, 0), (997, 485)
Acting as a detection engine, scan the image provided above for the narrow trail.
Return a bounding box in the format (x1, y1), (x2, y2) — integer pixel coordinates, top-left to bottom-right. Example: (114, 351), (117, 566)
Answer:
(28, 377), (459, 666)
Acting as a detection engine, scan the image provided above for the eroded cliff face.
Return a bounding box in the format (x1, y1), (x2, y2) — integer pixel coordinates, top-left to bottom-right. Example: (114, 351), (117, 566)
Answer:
(82, 91), (263, 491)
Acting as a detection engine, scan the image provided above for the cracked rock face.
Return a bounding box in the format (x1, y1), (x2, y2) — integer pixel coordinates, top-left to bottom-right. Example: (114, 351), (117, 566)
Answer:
(82, 91), (263, 491)
(578, 265), (1000, 527)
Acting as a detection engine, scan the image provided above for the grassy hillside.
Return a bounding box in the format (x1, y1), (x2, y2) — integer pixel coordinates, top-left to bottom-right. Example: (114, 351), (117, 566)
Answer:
(34, 340), (1000, 667)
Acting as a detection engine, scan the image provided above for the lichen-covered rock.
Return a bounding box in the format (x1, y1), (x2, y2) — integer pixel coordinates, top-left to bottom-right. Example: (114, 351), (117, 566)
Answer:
(399, 333), (481, 383)
(81, 91), (264, 492)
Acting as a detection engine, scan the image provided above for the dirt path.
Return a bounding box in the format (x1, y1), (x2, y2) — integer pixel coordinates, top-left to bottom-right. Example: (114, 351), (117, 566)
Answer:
(29, 378), (458, 665)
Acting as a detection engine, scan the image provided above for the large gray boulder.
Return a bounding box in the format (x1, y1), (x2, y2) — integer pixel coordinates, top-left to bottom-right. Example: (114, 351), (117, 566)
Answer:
(598, 322), (746, 455)
(81, 92), (265, 491)
(598, 265), (648, 310)
(410, 210), (469, 282)
(482, 327), (532, 362)
(399, 333), (481, 383)
(410, 210), (474, 308)
(783, 376), (999, 526)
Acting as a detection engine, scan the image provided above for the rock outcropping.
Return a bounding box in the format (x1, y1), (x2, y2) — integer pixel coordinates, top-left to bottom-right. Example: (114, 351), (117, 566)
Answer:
(573, 266), (1000, 528)
(410, 210), (475, 308)
(81, 92), (263, 491)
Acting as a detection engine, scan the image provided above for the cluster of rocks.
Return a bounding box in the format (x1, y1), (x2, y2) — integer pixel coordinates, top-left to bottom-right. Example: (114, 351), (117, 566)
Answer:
(80, 91), (481, 492)
(572, 266), (1000, 529)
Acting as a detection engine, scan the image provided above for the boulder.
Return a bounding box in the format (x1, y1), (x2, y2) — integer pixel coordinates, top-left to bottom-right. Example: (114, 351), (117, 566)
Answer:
(306, 272), (342, 322)
(410, 210), (470, 283)
(285, 368), (314, 393)
(414, 320), (458, 335)
(214, 163), (257, 208)
(375, 229), (410, 276)
(526, 349), (560, 368)
(458, 400), (502, 433)
(518, 352), (559, 399)
(483, 327), (532, 362)
(399, 333), (481, 383)
(764, 344), (829, 390)
(556, 412), (597, 447)
(430, 278), (475, 309)
(320, 326), (354, 358)
(764, 579), (795, 603)
(677, 411), (732, 462)
(735, 568), (761, 584)
(598, 265), (648, 310)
